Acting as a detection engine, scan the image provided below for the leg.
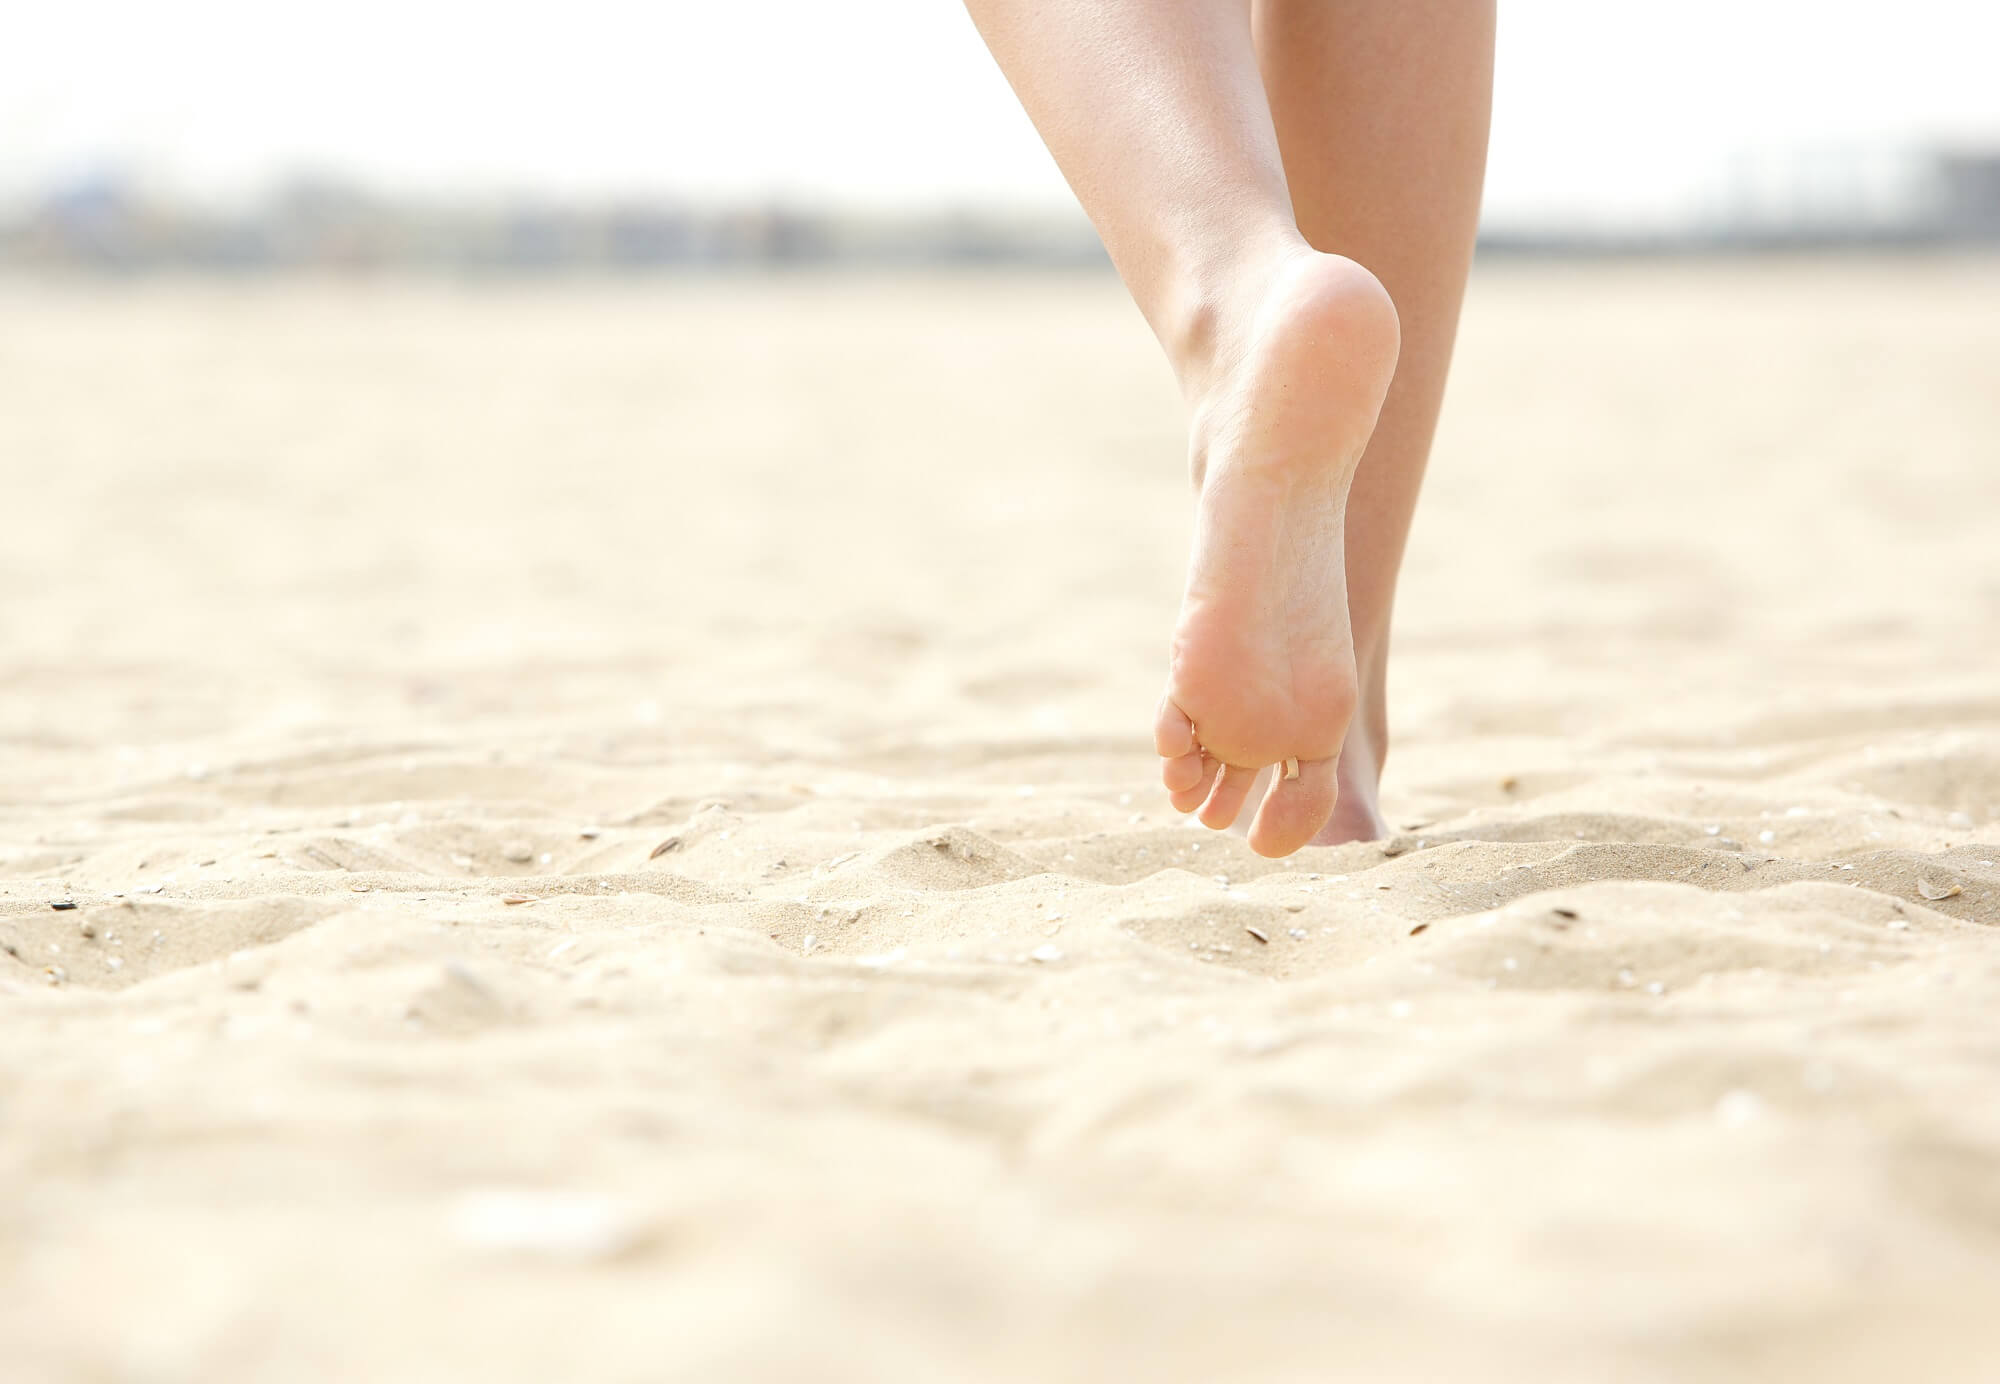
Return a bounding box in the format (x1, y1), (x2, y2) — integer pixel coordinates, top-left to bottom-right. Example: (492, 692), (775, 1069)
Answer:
(964, 0), (1402, 856)
(1257, 0), (1496, 842)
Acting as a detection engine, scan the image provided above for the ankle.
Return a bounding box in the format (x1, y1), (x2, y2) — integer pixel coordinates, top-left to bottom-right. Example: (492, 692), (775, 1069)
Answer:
(1171, 250), (1401, 495)
(1168, 248), (1400, 406)
(1151, 234), (1316, 400)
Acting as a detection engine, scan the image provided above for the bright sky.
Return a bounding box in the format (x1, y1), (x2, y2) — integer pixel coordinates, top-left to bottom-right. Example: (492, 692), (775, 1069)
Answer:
(4, 0), (1998, 227)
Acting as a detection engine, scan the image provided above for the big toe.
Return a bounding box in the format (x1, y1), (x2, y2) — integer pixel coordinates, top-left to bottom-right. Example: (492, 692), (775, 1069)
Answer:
(1246, 757), (1338, 857)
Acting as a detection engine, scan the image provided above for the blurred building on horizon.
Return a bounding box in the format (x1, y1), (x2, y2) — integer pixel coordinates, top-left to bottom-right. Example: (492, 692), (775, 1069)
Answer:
(6, 144), (2000, 272)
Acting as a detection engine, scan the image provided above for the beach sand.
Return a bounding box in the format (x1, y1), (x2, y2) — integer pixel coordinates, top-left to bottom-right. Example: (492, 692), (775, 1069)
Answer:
(4, 259), (1999, 1381)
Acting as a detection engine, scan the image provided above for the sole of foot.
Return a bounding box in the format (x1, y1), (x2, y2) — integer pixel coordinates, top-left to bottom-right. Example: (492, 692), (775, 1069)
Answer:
(1152, 250), (1400, 857)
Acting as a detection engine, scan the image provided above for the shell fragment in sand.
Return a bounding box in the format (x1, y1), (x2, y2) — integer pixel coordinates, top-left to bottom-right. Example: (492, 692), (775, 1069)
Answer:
(1916, 877), (1963, 901)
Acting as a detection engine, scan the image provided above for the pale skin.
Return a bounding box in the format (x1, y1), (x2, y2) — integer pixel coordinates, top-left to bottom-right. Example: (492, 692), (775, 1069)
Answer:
(962, 0), (1494, 855)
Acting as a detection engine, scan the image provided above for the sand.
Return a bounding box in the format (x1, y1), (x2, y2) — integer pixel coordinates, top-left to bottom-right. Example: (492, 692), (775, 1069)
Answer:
(4, 258), (1999, 1381)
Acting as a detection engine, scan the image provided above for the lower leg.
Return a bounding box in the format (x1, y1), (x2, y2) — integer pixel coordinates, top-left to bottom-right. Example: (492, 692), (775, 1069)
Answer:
(960, 0), (1308, 389)
(1256, 0), (1496, 841)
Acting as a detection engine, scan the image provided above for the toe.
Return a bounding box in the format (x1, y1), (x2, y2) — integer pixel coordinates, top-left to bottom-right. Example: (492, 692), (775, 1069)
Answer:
(1168, 753), (1218, 814)
(1153, 695), (1198, 760)
(1198, 761), (1258, 830)
(1160, 749), (1205, 794)
(1246, 755), (1338, 857)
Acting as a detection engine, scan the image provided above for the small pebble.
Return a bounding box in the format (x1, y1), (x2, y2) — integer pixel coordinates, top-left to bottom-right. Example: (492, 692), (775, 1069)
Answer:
(50, 900), (78, 911)
(1029, 944), (1064, 964)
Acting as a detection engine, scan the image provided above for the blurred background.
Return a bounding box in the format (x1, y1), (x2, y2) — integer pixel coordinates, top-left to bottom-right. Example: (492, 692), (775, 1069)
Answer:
(6, 0), (1999, 267)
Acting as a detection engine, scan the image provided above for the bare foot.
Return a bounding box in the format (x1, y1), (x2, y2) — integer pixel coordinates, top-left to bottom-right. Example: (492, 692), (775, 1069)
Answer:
(1152, 250), (1400, 856)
